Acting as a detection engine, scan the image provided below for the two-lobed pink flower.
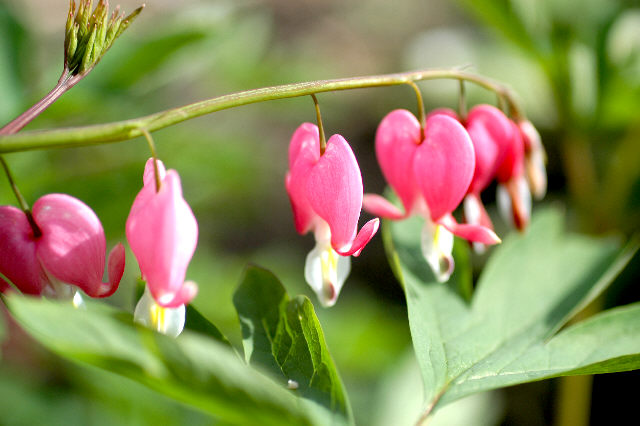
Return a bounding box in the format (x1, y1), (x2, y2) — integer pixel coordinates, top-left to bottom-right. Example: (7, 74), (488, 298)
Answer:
(364, 109), (500, 245)
(0, 194), (125, 297)
(286, 123), (379, 256)
(126, 158), (198, 308)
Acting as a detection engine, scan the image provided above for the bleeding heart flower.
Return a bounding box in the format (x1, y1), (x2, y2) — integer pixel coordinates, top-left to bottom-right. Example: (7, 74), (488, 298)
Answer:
(286, 123), (379, 307)
(447, 105), (516, 253)
(494, 120), (531, 231)
(363, 109), (500, 282)
(126, 158), (198, 337)
(0, 194), (125, 303)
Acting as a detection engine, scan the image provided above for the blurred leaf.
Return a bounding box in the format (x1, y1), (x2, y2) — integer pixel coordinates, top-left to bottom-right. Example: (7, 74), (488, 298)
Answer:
(233, 265), (353, 425)
(0, 5), (29, 121)
(102, 30), (209, 90)
(6, 296), (332, 426)
(0, 363), (212, 426)
(457, 0), (544, 56)
(385, 207), (640, 419)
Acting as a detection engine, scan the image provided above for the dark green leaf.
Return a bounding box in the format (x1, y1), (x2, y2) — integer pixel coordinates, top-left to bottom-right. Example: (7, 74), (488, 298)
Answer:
(6, 296), (331, 426)
(233, 265), (353, 425)
(184, 304), (232, 348)
(385, 207), (639, 418)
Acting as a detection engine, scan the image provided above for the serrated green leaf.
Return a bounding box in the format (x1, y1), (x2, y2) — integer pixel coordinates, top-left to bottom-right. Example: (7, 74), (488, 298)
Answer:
(6, 295), (330, 426)
(233, 265), (353, 425)
(385, 207), (639, 419)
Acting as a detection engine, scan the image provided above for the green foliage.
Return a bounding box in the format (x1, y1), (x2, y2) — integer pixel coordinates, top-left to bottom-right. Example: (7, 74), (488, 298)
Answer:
(385, 208), (640, 418)
(5, 295), (335, 426)
(233, 265), (353, 425)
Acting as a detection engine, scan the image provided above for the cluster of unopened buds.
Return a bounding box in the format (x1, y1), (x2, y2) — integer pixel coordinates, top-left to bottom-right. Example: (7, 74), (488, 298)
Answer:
(287, 103), (546, 304)
(0, 157), (197, 338)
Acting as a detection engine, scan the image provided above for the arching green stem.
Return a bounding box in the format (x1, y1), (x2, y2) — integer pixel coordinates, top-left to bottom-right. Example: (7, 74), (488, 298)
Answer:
(0, 68), (522, 153)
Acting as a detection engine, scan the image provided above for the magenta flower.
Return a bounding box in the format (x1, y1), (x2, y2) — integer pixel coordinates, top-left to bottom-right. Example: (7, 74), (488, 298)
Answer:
(363, 109), (500, 282)
(286, 123), (379, 306)
(494, 120), (531, 231)
(126, 158), (198, 336)
(439, 105), (517, 253)
(0, 194), (125, 302)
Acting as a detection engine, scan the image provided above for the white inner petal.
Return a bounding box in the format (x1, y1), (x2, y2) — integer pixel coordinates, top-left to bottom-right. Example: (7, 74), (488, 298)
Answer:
(497, 183), (513, 227)
(420, 220), (454, 283)
(517, 175), (532, 223)
(463, 195), (487, 254)
(134, 286), (185, 338)
(304, 241), (351, 307)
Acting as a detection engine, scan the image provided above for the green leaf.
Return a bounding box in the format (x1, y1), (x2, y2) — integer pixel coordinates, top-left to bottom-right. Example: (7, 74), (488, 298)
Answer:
(184, 304), (232, 348)
(6, 296), (332, 426)
(233, 265), (353, 425)
(385, 207), (639, 419)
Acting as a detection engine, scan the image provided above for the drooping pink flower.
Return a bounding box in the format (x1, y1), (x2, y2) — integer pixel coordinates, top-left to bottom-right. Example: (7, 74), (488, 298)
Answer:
(495, 120), (531, 231)
(126, 158), (198, 310)
(363, 109), (500, 281)
(0, 194), (125, 300)
(286, 123), (379, 306)
(449, 105), (517, 252)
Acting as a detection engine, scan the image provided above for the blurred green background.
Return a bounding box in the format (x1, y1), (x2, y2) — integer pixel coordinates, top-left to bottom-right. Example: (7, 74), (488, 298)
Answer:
(0, 0), (638, 424)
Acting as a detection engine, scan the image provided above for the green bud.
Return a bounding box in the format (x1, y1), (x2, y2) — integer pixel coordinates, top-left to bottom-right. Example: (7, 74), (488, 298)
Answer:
(63, 0), (144, 76)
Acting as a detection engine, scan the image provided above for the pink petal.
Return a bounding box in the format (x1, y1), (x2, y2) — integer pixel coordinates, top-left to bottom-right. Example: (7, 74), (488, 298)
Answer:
(143, 157), (167, 190)
(414, 114), (475, 221)
(104, 243), (126, 297)
(0, 206), (45, 295)
(426, 107), (459, 121)
(305, 134), (364, 251)
(286, 123), (322, 235)
(362, 194), (407, 219)
(375, 109), (422, 214)
(126, 170), (198, 308)
(497, 176), (531, 231)
(496, 120), (525, 183)
(335, 218), (380, 257)
(439, 214), (501, 245)
(289, 123), (320, 169)
(158, 280), (198, 308)
(465, 105), (515, 193)
(463, 192), (494, 230)
(33, 194), (118, 298)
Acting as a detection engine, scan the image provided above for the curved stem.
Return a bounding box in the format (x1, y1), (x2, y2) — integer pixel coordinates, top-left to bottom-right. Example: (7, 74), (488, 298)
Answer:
(458, 79), (467, 121)
(0, 156), (42, 237)
(310, 94), (326, 154)
(140, 128), (161, 192)
(0, 69), (84, 136)
(406, 81), (426, 137)
(0, 68), (522, 153)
